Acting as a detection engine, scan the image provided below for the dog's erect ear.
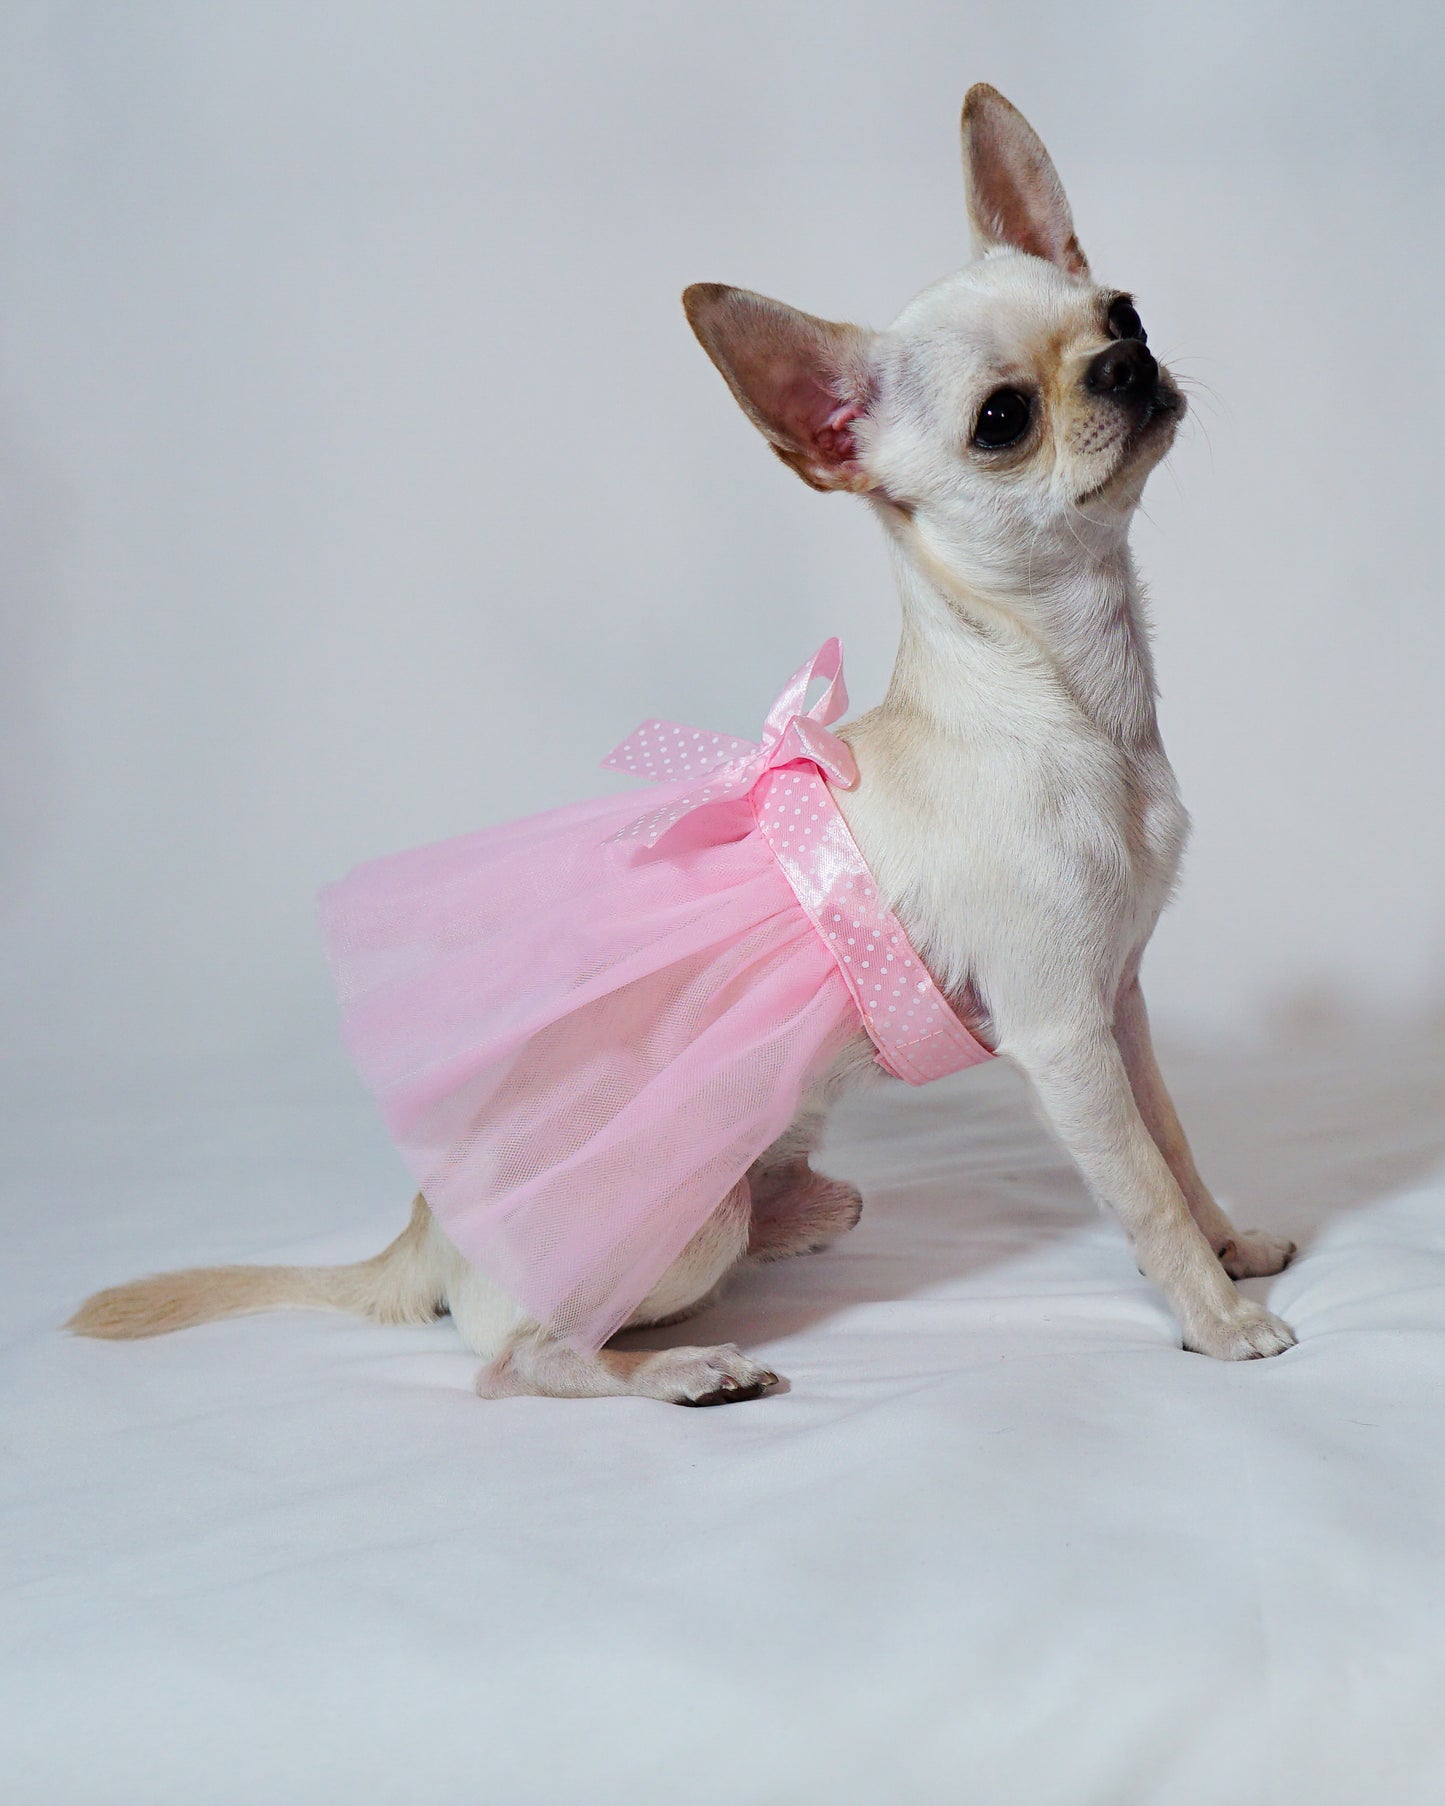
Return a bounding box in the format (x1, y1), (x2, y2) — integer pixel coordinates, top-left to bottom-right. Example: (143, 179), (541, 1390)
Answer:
(961, 84), (1088, 277)
(682, 284), (877, 493)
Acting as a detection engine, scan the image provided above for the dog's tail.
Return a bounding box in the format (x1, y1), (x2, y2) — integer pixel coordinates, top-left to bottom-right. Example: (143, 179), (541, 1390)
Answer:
(66, 1195), (445, 1340)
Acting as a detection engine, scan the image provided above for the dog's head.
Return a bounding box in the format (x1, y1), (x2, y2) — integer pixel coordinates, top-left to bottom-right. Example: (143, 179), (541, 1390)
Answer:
(684, 85), (1183, 589)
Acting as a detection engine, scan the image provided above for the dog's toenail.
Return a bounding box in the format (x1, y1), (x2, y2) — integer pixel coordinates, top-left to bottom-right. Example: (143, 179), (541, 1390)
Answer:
(759, 1371), (778, 1387)
(719, 1375), (738, 1389)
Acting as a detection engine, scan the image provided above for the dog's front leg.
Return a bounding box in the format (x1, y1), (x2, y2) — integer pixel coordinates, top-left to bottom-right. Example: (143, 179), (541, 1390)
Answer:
(1113, 976), (1295, 1280)
(1010, 1020), (1296, 1359)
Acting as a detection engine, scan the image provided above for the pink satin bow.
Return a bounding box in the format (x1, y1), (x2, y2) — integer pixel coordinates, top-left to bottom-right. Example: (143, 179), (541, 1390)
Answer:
(602, 640), (860, 850)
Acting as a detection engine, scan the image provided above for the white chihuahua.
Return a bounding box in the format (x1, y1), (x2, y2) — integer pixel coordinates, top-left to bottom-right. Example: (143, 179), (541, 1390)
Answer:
(71, 86), (1296, 1402)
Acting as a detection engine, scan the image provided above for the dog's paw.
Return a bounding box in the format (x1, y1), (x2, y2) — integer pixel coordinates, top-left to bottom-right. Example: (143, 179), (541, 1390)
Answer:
(1217, 1230), (1296, 1279)
(638, 1343), (782, 1406)
(1185, 1303), (1297, 1362)
(747, 1172), (863, 1263)
(801, 1176), (865, 1248)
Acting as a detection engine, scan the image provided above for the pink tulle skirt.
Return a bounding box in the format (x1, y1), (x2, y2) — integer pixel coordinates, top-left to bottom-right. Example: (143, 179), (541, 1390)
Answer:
(320, 781), (861, 1351)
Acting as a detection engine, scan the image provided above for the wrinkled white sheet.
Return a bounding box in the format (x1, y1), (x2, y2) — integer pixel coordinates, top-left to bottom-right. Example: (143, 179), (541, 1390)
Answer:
(4, 1033), (1445, 1806)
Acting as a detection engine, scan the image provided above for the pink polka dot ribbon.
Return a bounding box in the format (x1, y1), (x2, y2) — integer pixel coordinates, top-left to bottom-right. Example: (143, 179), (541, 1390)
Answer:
(603, 642), (995, 1084)
(601, 638), (859, 850)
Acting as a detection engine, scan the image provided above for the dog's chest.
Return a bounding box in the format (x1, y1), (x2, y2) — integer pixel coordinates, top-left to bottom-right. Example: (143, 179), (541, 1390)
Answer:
(840, 708), (1188, 991)
(1116, 741), (1189, 932)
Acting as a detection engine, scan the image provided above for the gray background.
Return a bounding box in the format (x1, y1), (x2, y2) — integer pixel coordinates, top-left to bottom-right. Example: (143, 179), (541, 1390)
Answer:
(2, 1), (1442, 1101)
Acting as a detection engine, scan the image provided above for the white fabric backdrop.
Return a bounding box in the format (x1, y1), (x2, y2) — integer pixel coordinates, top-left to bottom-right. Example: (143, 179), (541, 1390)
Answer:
(7, 1037), (1445, 1805)
(1, 0), (1443, 1086)
(3, 4), (1445, 1802)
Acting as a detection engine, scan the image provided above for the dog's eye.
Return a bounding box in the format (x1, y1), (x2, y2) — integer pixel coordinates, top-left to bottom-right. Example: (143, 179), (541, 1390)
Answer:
(1107, 296), (1146, 344)
(973, 388), (1033, 449)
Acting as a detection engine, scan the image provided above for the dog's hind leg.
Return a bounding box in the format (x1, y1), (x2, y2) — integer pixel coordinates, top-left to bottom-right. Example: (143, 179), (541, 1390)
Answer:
(744, 1102), (862, 1263)
(471, 1179), (780, 1404)
(475, 1330), (780, 1406)
(746, 1163), (863, 1262)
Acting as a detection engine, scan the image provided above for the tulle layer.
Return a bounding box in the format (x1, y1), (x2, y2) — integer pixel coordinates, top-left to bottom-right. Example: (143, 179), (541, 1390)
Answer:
(320, 784), (860, 1350)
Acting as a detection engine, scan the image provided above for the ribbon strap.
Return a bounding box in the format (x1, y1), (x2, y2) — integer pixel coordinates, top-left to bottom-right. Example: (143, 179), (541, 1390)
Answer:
(752, 764), (995, 1082)
(603, 641), (995, 1083)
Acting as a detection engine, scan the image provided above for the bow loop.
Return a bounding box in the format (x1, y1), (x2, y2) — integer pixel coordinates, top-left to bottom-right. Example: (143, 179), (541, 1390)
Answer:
(761, 637), (850, 741)
(764, 712), (859, 791)
(602, 640), (858, 851)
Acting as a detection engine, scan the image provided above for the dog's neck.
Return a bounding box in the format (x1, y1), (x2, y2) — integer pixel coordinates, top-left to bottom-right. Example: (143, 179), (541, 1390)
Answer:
(878, 513), (1161, 750)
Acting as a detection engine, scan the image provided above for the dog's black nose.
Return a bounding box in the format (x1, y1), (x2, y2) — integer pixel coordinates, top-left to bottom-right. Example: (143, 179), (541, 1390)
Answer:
(1085, 339), (1158, 398)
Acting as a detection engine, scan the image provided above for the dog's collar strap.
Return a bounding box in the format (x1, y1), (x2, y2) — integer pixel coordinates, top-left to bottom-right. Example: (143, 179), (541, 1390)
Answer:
(604, 641), (995, 1084)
